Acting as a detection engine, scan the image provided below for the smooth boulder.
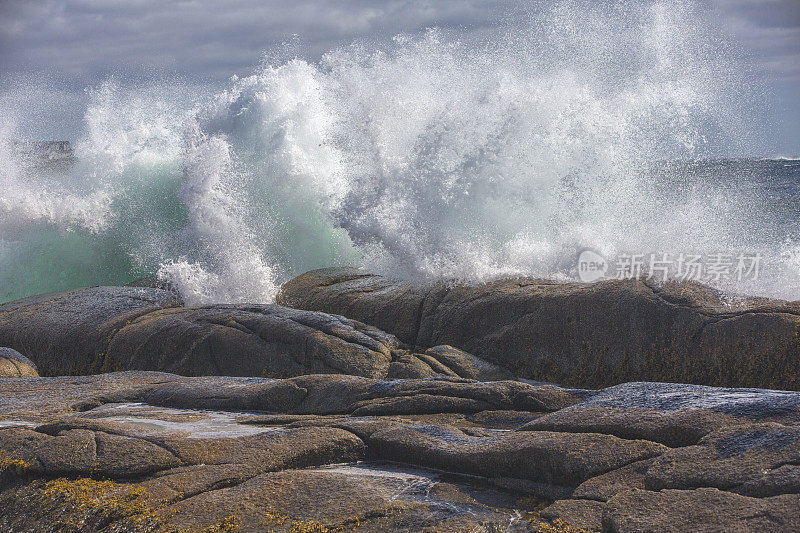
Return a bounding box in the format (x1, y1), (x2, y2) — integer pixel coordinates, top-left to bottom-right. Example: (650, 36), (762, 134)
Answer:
(0, 287), (182, 376)
(278, 268), (800, 389)
(0, 287), (509, 380)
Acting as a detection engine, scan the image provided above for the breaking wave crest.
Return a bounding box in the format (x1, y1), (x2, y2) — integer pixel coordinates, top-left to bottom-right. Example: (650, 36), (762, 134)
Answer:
(1, 0), (798, 304)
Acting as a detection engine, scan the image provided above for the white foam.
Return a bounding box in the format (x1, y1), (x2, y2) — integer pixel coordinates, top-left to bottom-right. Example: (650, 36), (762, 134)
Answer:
(1, 1), (798, 304)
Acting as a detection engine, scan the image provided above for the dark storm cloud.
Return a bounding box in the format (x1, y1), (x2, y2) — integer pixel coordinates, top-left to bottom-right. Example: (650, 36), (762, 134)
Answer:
(0, 0), (798, 153)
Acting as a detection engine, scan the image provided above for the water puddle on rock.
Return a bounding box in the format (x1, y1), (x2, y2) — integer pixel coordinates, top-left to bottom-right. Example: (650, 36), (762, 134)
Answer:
(305, 462), (529, 529)
(0, 419), (36, 429)
(80, 402), (282, 438)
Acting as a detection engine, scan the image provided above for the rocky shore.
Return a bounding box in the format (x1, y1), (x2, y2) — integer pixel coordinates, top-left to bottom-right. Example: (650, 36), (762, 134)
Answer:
(0, 270), (799, 531)
(279, 268), (800, 390)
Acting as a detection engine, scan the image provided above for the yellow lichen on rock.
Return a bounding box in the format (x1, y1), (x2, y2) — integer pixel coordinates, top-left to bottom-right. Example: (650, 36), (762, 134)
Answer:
(289, 520), (328, 533)
(261, 510), (290, 529)
(196, 515), (240, 532)
(535, 518), (588, 533)
(514, 500), (588, 533)
(0, 449), (31, 477)
(38, 477), (166, 530)
(42, 477), (116, 505)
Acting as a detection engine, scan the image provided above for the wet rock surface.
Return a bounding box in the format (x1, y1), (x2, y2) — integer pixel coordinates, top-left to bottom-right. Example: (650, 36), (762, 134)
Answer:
(0, 287), (508, 380)
(2, 372), (799, 531)
(278, 267), (800, 390)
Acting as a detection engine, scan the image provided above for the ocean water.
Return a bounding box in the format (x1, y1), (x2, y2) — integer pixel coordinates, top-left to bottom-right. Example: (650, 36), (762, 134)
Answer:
(1, 1), (798, 305)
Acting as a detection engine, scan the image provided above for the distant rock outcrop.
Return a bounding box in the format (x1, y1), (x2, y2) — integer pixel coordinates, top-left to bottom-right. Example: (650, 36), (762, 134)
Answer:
(278, 268), (800, 390)
(5, 140), (73, 160)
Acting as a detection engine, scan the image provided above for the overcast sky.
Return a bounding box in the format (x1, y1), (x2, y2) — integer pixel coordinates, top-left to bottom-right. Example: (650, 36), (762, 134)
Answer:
(0, 0), (798, 156)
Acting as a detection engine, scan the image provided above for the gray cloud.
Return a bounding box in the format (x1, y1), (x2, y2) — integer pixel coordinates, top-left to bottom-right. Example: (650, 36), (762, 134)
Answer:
(0, 0), (798, 153)
(711, 0), (800, 82)
(0, 1), (503, 82)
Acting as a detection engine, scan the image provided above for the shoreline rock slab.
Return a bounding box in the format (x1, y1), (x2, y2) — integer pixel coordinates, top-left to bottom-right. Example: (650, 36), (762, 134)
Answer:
(603, 488), (800, 532)
(645, 423), (800, 493)
(278, 267), (800, 390)
(519, 381), (800, 446)
(369, 423), (666, 487)
(1, 372), (800, 531)
(90, 374), (583, 416)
